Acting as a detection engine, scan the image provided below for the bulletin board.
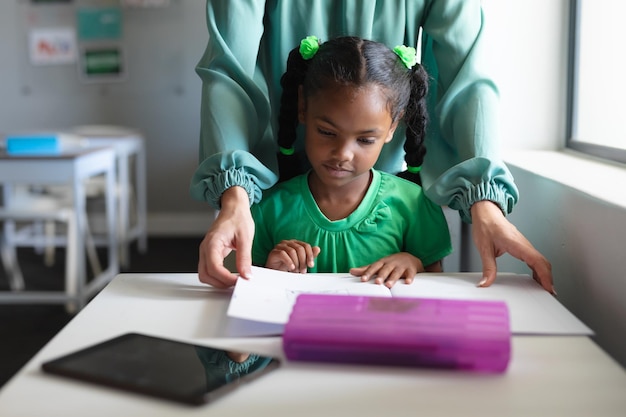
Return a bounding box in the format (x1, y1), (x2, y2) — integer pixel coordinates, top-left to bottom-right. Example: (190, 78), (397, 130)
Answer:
(15, 0), (183, 97)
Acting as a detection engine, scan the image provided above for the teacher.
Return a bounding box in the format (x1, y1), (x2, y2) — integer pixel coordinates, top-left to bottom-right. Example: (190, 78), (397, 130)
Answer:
(190, 0), (554, 294)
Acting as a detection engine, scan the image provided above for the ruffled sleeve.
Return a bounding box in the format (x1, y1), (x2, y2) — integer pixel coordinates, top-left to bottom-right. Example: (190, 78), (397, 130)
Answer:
(191, 0), (279, 208)
(419, 0), (519, 221)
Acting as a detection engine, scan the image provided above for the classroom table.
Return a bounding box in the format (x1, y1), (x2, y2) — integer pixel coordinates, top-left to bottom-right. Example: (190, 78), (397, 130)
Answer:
(0, 147), (118, 310)
(69, 125), (148, 268)
(0, 272), (624, 417)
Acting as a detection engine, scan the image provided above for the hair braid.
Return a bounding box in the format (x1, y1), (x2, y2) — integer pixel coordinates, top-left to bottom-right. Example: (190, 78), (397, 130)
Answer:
(397, 64), (430, 186)
(276, 47), (310, 182)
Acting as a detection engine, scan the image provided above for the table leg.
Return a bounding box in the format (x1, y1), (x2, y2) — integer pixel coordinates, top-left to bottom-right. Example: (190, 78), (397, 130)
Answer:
(135, 140), (148, 253)
(118, 153), (130, 268)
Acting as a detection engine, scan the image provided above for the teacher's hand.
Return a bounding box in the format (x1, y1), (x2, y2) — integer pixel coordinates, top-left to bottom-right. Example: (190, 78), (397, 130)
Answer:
(198, 186), (253, 288)
(471, 201), (555, 294)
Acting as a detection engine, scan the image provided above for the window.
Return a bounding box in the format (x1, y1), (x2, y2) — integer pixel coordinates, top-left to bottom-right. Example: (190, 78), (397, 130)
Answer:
(567, 0), (626, 163)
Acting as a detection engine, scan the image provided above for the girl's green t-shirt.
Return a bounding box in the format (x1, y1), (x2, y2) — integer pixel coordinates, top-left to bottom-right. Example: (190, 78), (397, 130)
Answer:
(252, 170), (453, 272)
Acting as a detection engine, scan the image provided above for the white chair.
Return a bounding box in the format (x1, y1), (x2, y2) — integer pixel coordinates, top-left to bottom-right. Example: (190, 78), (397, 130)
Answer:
(0, 187), (102, 313)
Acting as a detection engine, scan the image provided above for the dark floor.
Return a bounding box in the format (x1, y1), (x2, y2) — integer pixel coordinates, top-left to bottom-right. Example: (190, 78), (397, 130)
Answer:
(0, 237), (202, 388)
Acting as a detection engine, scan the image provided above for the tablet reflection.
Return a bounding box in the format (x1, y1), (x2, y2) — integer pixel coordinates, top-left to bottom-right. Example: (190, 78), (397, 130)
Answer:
(195, 346), (275, 388)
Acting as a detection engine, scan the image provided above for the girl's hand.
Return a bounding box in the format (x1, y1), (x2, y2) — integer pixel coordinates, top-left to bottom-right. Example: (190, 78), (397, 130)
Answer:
(265, 240), (321, 273)
(350, 253), (439, 288)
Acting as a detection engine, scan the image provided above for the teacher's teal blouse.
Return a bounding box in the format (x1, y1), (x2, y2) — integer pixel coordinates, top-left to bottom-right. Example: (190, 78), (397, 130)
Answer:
(190, 0), (519, 223)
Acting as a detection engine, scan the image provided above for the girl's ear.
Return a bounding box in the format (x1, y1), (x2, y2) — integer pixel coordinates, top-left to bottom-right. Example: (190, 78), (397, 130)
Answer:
(385, 120), (399, 143)
(385, 110), (404, 143)
(298, 85), (306, 124)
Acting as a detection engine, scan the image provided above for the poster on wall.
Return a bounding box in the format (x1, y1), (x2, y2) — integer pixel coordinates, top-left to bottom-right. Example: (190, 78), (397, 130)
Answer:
(28, 27), (77, 65)
(121, 0), (170, 7)
(78, 45), (126, 82)
(30, 0), (73, 4)
(76, 6), (122, 41)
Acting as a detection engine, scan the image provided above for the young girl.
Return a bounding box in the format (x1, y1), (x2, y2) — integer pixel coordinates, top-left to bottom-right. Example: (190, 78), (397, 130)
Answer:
(251, 36), (452, 288)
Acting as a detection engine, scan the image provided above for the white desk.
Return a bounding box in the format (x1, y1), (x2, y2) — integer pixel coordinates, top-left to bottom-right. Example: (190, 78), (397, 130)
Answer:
(69, 125), (148, 268)
(0, 273), (624, 417)
(0, 147), (118, 310)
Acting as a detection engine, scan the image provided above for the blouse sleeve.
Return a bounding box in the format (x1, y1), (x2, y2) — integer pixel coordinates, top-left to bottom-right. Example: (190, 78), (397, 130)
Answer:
(190, 0), (278, 209)
(419, 0), (519, 223)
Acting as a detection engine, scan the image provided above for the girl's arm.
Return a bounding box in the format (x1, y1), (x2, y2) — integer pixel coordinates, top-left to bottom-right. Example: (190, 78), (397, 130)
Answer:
(424, 260), (443, 273)
(350, 255), (443, 288)
(350, 252), (423, 289)
(265, 240), (321, 274)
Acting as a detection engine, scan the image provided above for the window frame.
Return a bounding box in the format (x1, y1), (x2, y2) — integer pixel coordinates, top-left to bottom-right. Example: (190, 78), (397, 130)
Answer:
(566, 0), (626, 164)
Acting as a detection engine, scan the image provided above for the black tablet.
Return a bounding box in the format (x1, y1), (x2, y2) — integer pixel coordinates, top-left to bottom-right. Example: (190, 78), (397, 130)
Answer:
(41, 333), (281, 406)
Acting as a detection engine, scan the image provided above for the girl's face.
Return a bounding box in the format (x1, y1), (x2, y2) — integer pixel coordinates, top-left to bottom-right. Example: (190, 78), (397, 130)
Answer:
(299, 83), (398, 191)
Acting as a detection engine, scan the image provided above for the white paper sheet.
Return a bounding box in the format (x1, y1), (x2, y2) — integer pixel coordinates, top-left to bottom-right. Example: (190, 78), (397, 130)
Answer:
(226, 266), (593, 336)
(226, 268), (390, 324)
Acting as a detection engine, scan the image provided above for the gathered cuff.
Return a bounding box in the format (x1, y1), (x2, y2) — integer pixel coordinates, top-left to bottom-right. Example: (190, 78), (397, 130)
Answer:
(450, 181), (515, 223)
(190, 150), (278, 210)
(198, 167), (258, 209)
(423, 157), (519, 224)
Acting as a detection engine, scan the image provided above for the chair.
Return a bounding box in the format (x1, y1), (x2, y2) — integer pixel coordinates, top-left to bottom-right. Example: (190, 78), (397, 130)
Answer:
(1, 188), (107, 313)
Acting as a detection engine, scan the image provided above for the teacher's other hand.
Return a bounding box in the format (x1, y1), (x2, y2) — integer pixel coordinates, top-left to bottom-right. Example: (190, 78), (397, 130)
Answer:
(471, 201), (554, 294)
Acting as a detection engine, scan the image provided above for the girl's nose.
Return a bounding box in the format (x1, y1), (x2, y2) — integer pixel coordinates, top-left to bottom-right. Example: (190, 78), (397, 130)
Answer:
(332, 141), (353, 161)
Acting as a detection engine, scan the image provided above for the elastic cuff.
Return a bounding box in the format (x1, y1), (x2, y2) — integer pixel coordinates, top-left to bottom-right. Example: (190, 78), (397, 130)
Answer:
(191, 167), (256, 210)
(219, 168), (256, 209)
(455, 181), (512, 223)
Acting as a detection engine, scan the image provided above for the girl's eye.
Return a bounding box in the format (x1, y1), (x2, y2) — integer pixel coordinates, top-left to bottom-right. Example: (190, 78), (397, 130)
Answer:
(358, 138), (376, 145)
(317, 128), (334, 136)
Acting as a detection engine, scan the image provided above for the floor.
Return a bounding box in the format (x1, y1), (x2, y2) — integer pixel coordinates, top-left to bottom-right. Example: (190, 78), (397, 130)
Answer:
(0, 237), (202, 388)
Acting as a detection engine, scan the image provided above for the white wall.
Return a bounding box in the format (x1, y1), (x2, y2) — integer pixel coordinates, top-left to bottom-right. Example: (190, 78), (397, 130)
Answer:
(482, 0), (569, 151)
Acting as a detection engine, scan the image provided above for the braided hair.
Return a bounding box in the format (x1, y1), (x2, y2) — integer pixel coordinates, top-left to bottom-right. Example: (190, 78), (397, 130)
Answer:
(277, 36), (429, 185)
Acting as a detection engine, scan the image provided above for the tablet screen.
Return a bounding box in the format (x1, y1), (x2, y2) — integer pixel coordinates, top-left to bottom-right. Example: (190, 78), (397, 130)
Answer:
(41, 333), (280, 405)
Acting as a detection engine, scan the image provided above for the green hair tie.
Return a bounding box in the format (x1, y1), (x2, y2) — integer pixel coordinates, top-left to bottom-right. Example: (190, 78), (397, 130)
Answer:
(299, 35), (320, 60)
(393, 45), (418, 69)
(279, 146), (295, 156)
(406, 165), (422, 174)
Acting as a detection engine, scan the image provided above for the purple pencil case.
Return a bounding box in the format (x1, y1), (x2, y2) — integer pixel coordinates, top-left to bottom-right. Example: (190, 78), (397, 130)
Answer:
(282, 294), (511, 373)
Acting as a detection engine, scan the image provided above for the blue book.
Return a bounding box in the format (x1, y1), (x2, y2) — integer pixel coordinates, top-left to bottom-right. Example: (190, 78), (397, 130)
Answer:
(5, 134), (64, 155)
